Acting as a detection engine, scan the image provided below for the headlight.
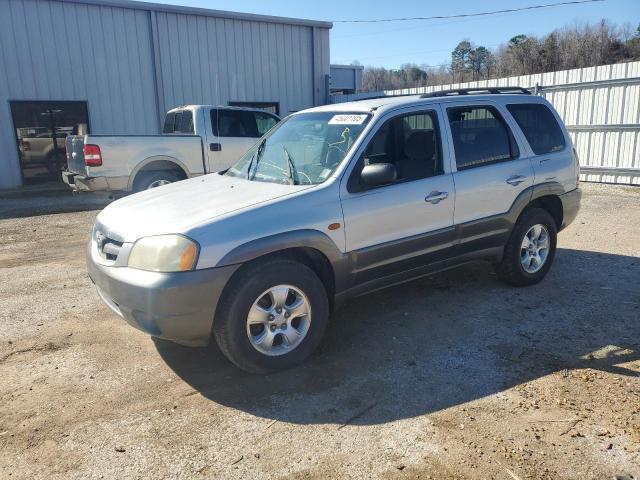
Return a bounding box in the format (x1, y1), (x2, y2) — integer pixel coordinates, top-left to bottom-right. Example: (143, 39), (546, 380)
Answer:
(128, 235), (199, 272)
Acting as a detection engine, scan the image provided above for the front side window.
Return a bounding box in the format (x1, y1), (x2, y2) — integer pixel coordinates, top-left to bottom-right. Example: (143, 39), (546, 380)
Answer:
(448, 106), (518, 171)
(213, 110), (257, 137)
(212, 109), (279, 138)
(507, 103), (565, 155)
(225, 112), (371, 185)
(349, 110), (442, 191)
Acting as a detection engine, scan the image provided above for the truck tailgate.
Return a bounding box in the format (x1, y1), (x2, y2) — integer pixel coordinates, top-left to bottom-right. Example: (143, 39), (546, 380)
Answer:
(65, 135), (87, 176)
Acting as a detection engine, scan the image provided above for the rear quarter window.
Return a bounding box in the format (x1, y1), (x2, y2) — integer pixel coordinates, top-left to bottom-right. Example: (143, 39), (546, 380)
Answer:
(507, 103), (565, 155)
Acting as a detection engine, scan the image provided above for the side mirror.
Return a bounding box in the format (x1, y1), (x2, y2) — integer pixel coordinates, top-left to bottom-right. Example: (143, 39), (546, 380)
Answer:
(360, 162), (397, 187)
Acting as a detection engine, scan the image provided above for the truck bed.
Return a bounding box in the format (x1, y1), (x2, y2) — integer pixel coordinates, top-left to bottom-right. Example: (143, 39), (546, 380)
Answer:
(65, 134), (205, 191)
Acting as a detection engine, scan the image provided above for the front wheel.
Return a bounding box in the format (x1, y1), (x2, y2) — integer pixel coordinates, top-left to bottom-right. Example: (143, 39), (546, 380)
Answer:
(497, 207), (558, 286)
(213, 258), (329, 374)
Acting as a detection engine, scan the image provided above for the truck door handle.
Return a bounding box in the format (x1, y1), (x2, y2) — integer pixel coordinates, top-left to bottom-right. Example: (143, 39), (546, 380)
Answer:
(425, 191), (449, 204)
(210, 143), (222, 152)
(506, 175), (526, 186)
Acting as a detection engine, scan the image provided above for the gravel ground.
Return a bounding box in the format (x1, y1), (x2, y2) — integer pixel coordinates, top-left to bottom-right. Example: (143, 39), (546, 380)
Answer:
(0, 183), (639, 480)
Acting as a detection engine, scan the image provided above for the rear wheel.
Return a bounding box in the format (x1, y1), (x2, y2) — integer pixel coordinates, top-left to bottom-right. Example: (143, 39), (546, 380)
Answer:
(213, 258), (329, 374)
(133, 171), (181, 192)
(497, 207), (557, 286)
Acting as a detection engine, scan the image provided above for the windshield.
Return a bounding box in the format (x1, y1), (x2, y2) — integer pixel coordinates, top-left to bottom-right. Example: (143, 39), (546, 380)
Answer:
(225, 112), (371, 185)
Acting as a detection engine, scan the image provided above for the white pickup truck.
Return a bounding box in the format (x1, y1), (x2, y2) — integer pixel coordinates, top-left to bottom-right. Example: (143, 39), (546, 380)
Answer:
(62, 105), (280, 192)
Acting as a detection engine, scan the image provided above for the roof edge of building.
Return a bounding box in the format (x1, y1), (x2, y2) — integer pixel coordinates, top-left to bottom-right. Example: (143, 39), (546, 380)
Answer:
(56, 0), (333, 28)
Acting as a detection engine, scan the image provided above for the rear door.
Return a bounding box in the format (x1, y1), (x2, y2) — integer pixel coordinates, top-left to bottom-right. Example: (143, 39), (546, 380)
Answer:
(443, 101), (534, 252)
(506, 102), (576, 191)
(206, 109), (279, 172)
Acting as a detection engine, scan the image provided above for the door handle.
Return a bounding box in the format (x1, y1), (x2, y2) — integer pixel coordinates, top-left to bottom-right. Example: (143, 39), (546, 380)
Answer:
(506, 175), (526, 186)
(210, 142), (222, 152)
(425, 191), (449, 204)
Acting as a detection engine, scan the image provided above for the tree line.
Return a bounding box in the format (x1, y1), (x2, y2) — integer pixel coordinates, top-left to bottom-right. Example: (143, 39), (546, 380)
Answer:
(358, 20), (640, 92)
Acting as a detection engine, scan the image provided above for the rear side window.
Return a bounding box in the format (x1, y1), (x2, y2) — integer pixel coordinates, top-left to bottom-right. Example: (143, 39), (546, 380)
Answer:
(447, 106), (519, 171)
(177, 110), (193, 133)
(162, 112), (175, 133)
(163, 110), (193, 134)
(507, 103), (565, 155)
(212, 109), (269, 138)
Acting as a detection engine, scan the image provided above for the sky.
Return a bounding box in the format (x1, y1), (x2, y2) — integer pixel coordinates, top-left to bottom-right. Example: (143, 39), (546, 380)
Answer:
(150, 0), (640, 68)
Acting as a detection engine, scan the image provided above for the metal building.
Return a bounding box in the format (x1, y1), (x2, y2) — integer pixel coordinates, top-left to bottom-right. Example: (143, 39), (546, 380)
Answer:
(0, 0), (332, 189)
(329, 64), (363, 95)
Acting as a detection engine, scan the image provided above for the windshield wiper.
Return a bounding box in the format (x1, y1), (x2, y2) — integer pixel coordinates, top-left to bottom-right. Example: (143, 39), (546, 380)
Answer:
(247, 138), (267, 179)
(282, 146), (299, 185)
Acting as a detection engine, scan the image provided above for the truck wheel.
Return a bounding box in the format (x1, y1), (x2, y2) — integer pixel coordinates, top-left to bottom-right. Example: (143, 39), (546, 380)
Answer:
(134, 171), (180, 192)
(497, 207), (557, 287)
(213, 258), (329, 374)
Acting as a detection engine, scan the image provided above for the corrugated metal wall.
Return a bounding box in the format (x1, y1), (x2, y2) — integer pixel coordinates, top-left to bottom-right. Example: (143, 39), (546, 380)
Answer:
(0, 0), (159, 189)
(332, 61), (640, 185)
(152, 12), (326, 117)
(0, 0), (331, 189)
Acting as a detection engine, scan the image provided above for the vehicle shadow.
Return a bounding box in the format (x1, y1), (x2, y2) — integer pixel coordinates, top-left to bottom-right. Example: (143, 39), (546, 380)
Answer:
(154, 248), (640, 426)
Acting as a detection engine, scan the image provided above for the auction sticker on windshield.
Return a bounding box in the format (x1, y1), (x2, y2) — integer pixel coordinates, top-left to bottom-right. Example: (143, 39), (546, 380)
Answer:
(328, 114), (368, 125)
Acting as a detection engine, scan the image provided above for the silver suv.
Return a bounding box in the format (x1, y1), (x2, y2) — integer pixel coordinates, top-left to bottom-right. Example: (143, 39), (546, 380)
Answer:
(88, 87), (581, 373)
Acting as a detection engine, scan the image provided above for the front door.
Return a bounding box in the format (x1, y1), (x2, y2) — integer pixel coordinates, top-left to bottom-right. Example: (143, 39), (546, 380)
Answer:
(340, 107), (456, 285)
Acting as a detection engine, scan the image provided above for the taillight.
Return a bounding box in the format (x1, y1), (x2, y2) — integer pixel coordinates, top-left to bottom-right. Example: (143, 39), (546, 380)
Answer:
(21, 140), (31, 151)
(83, 144), (102, 167)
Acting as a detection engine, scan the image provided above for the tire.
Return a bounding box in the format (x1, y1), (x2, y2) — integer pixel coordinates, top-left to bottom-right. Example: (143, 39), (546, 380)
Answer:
(133, 170), (180, 192)
(497, 207), (558, 287)
(213, 258), (329, 374)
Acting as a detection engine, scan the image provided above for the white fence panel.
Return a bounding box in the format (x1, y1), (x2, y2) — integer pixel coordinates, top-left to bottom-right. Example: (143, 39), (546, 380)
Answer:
(330, 61), (640, 185)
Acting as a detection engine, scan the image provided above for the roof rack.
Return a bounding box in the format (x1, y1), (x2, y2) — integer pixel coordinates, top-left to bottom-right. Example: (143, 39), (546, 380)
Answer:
(420, 87), (530, 98)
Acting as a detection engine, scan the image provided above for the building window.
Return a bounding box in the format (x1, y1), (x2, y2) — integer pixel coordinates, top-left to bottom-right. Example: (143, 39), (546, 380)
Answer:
(10, 101), (90, 184)
(228, 101), (280, 116)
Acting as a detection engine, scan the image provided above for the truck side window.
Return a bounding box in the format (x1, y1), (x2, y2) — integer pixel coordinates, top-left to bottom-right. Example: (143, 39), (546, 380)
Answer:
(176, 110), (194, 133)
(163, 112), (176, 133)
(507, 103), (565, 155)
(212, 110), (260, 138)
(447, 106), (519, 171)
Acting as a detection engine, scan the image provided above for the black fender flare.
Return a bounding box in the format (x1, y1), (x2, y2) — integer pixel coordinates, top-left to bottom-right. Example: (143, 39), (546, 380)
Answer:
(216, 229), (352, 293)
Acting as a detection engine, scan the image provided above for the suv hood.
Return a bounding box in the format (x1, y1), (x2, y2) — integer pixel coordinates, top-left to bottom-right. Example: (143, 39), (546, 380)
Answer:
(97, 173), (311, 242)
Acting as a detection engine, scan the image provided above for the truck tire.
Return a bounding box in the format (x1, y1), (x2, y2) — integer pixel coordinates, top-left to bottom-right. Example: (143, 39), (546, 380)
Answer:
(213, 258), (329, 374)
(133, 171), (180, 192)
(497, 207), (557, 287)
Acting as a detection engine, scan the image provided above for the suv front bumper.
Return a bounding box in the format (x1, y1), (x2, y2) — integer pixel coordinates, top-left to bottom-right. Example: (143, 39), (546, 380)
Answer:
(86, 243), (239, 346)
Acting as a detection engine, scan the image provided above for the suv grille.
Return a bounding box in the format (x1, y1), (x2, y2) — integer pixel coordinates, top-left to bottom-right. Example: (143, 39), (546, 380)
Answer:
(95, 229), (123, 261)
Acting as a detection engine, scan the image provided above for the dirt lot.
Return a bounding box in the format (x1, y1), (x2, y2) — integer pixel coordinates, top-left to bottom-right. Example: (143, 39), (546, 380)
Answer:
(1, 183), (638, 480)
